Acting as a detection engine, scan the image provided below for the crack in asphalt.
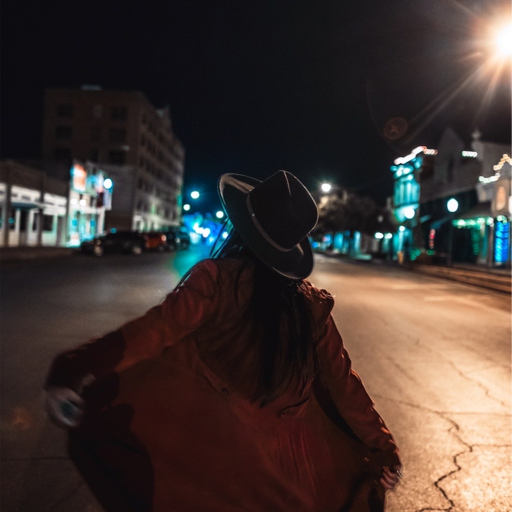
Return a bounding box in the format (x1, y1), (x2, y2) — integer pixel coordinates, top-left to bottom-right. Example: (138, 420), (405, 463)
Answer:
(464, 363), (510, 375)
(372, 395), (503, 512)
(414, 339), (509, 409)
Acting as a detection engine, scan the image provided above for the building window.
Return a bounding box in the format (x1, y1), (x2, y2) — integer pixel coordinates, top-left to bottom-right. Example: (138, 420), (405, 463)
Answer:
(43, 215), (54, 232)
(109, 128), (127, 143)
(54, 147), (71, 162)
(412, 182), (419, 203)
(447, 157), (454, 183)
(92, 105), (103, 119)
(91, 127), (101, 142)
(140, 135), (146, 146)
(57, 104), (74, 118)
(138, 177), (144, 189)
(89, 149), (99, 162)
(108, 151), (126, 165)
(111, 106), (127, 121)
(55, 126), (72, 140)
(405, 182), (412, 203)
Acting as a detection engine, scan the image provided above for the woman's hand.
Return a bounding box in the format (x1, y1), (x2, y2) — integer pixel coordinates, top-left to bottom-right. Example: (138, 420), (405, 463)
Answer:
(44, 387), (85, 428)
(380, 465), (402, 491)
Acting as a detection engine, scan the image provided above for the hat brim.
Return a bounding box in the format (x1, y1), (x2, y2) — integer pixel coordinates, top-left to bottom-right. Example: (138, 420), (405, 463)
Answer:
(218, 173), (314, 280)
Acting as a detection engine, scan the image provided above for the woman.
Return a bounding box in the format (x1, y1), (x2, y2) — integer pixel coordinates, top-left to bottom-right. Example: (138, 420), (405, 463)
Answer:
(45, 171), (401, 512)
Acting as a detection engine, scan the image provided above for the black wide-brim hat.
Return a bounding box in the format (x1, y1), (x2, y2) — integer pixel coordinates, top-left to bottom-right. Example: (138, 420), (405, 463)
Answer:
(218, 170), (318, 280)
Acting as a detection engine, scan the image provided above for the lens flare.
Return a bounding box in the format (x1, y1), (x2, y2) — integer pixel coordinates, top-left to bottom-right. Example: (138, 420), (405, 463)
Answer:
(495, 23), (512, 57)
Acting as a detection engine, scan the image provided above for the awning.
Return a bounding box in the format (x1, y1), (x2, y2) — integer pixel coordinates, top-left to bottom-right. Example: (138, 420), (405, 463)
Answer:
(456, 201), (492, 220)
(431, 216), (452, 230)
(11, 201), (42, 211)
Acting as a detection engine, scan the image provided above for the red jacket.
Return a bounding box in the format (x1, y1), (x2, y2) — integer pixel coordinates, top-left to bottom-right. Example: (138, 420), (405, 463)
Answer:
(46, 258), (400, 512)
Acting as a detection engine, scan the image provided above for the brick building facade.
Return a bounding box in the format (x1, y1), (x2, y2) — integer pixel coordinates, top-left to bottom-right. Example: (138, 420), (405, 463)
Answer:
(42, 86), (184, 231)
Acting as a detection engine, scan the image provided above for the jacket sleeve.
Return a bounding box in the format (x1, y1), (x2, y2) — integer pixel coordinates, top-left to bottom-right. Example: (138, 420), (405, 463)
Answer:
(316, 315), (401, 467)
(45, 260), (219, 391)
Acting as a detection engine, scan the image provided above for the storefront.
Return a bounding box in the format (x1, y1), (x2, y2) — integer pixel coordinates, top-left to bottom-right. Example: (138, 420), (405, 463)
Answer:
(491, 155), (511, 266)
(0, 159), (113, 248)
(0, 161), (68, 247)
(67, 162), (113, 246)
(390, 146), (436, 261)
(476, 153), (511, 267)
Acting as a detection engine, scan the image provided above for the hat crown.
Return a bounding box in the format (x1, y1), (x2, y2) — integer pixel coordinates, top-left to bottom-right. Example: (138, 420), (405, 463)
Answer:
(247, 171), (318, 251)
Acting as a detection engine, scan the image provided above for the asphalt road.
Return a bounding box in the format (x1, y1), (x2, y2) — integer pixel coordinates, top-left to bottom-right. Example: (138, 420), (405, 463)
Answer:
(1, 247), (510, 512)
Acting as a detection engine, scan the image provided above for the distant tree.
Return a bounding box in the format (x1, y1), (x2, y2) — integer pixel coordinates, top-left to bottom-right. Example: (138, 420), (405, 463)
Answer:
(365, 206), (396, 235)
(314, 188), (384, 236)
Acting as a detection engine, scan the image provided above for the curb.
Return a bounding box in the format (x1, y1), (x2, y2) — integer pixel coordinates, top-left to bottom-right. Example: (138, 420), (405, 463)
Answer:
(317, 251), (511, 294)
(0, 247), (78, 263)
(411, 264), (511, 294)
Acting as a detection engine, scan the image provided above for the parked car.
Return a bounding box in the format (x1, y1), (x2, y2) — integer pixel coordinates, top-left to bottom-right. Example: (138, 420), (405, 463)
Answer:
(144, 231), (169, 252)
(164, 228), (191, 251)
(81, 231), (147, 257)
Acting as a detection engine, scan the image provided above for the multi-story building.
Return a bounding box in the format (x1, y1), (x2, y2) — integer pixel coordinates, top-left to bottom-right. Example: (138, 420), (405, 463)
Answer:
(419, 128), (510, 266)
(389, 145), (437, 261)
(42, 86), (184, 232)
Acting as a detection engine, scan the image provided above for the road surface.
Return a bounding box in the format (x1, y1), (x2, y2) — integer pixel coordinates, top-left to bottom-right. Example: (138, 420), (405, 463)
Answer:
(1, 248), (510, 511)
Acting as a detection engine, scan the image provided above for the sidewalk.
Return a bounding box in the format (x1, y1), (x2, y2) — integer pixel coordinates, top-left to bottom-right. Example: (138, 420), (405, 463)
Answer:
(319, 250), (511, 294)
(0, 246), (78, 262)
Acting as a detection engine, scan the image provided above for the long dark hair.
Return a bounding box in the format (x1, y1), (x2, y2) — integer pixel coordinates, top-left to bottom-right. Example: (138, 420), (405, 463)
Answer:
(210, 224), (316, 406)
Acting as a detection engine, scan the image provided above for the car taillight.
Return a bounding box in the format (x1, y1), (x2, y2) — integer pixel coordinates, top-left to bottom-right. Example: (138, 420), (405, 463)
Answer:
(161, 235), (166, 242)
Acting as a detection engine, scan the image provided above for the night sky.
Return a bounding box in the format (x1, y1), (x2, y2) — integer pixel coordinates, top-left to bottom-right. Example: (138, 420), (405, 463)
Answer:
(1, 0), (510, 213)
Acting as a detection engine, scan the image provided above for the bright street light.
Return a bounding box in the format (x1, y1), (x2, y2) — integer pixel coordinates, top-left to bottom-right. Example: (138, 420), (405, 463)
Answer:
(374, 232), (384, 239)
(216, 211), (224, 219)
(495, 23), (512, 57)
(183, 204), (191, 211)
(447, 198), (459, 213)
(403, 206), (416, 220)
(321, 183), (332, 193)
(191, 191), (200, 199)
(103, 178), (113, 190)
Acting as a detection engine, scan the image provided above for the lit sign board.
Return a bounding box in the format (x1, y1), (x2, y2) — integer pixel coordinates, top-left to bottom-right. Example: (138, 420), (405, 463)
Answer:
(72, 164), (87, 192)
